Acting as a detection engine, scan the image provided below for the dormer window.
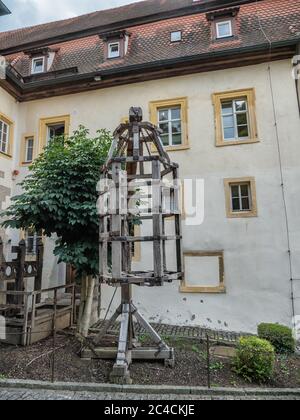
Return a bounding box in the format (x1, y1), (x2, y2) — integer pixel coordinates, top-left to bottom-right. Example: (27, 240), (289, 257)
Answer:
(108, 42), (120, 59)
(216, 20), (232, 39)
(206, 6), (239, 41)
(100, 30), (131, 61)
(31, 57), (45, 74)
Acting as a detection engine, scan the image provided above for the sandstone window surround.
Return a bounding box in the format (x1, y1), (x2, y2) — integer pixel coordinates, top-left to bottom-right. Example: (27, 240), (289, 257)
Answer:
(149, 97), (189, 152)
(0, 112), (14, 158)
(38, 115), (70, 152)
(212, 88), (259, 147)
(224, 177), (258, 218)
(20, 135), (35, 166)
(180, 251), (226, 294)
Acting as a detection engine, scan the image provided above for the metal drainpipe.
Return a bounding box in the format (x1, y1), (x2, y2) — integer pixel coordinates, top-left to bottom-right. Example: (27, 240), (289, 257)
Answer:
(295, 43), (300, 117)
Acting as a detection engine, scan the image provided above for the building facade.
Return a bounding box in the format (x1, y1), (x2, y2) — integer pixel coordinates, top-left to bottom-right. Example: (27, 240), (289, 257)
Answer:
(0, 0), (300, 333)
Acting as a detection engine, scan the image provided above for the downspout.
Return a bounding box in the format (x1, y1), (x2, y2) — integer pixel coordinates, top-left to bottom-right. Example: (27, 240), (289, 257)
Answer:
(295, 43), (300, 117)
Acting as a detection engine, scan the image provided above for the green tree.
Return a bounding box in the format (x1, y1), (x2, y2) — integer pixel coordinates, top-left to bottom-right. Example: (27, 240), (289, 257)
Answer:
(1, 126), (112, 335)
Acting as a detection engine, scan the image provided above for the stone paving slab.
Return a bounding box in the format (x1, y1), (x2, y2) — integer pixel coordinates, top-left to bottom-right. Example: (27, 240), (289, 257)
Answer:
(0, 388), (299, 400)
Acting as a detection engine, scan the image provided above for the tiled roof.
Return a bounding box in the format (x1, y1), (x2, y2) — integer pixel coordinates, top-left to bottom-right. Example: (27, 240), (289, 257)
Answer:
(5, 0), (300, 80)
(0, 0), (200, 52)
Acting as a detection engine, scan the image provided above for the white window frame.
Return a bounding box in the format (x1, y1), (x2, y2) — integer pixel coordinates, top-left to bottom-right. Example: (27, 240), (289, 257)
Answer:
(24, 137), (34, 163)
(108, 42), (120, 59)
(0, 118), (9, 154)
(230, 183), (252, 212)
(31, 57), (45, 74)
(216, 20), (233, 39)
(157, 106), (182, 147)
(221, 98), (250, 142)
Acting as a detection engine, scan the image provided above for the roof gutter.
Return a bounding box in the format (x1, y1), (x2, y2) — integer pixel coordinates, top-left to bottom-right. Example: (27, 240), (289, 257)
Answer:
(3, 38), (298, 99)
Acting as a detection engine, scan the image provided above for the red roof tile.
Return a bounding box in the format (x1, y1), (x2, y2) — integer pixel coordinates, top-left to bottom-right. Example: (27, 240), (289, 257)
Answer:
(5, 0), (300, 81)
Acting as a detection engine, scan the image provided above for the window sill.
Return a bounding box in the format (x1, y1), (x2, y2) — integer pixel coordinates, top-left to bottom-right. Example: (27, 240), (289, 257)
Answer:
(0, 151), (12, 159)
(227, 211), (258, 218)
(216, 138), (259, 147)
(165, 144), (190, 152)
(20, 161), (33, 167)
(180, 285), (226, 294)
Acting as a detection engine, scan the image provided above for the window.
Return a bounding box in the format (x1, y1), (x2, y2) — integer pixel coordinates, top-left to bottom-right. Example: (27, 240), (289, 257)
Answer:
(31, 57), (45, 74)
(221, 98), (249, 141)
(0, 113), (13, 157)
(47, 123), (65, 144)
(39, 115), (70, 151)
(212, 89), (258, 146)
(224, 177), (258, 218)
(0, 118), (9, 154)
(158, 107), (182, 147)
(25, 228), (43, 255)
(21, 136), (34, 165)
(180, 251), (225, 294)
(149, 98), (189, 151)
(171, 31), (182, 42)
(108, 42), (120, 59)
(216, 20), (232, 38)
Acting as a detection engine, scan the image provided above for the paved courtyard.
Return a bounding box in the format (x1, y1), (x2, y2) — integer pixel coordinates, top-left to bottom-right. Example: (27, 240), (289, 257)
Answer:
(0, 387), (298, 400)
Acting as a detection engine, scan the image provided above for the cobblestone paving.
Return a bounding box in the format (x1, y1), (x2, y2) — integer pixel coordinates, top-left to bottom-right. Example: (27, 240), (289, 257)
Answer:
(92, 321), (244, 344)
(0, 388), (298, 400)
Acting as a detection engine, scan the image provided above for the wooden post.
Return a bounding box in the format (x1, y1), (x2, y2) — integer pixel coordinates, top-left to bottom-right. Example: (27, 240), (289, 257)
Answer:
(52, 289), (58, 383)
(152, 160), (163, 283)
(35, 238), (44, 304)
(0, 238), (5, 305)
(15, 240), (26, 306)
(22, 293), (29, 346)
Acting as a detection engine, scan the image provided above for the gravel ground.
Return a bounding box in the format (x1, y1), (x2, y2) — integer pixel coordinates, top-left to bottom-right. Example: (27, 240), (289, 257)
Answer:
(0, 334), (299, 388)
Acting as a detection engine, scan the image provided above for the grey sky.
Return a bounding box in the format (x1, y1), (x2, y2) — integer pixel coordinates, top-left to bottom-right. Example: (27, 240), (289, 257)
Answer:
(1, 0), (142, 32)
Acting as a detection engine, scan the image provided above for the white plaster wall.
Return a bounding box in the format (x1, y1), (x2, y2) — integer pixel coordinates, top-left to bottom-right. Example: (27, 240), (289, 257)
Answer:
(1, 59), (300, 333)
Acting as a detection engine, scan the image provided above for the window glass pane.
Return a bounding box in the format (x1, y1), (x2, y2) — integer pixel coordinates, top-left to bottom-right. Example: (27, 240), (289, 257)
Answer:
(232, 198), (241, 211)
(108, 43), (120, 58)
(217, 22), (231, 38)
(172, 134), (182, 146)
(32, 58), (44, 73)
(171, 31), (182, 42)
(236, 113), (248, 126)
(235, 100), (247, 112)
(223, 115), (234, 128)
(158, 110), (168, 122)
(238, 125), (249, 138)
(161, 134), (169, 146)
(171, 121), (181, 134)
(231, 185), (240, 198)
(223, 127), (235, 140)
(240, 184), (249, 197)
(0, 120), (9, 153)
(47, 124), (65, 142)
(242, 197), (250, 210)
(159, 123), (169, 135)
(171, 108), (181, 120)
(25, 138), (34, 162)
(222, 102), (233, 115)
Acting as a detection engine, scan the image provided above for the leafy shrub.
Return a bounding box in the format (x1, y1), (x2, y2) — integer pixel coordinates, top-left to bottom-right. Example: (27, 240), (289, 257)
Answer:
(233, 336), (275, 383)
(258, 323), (295, 354)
